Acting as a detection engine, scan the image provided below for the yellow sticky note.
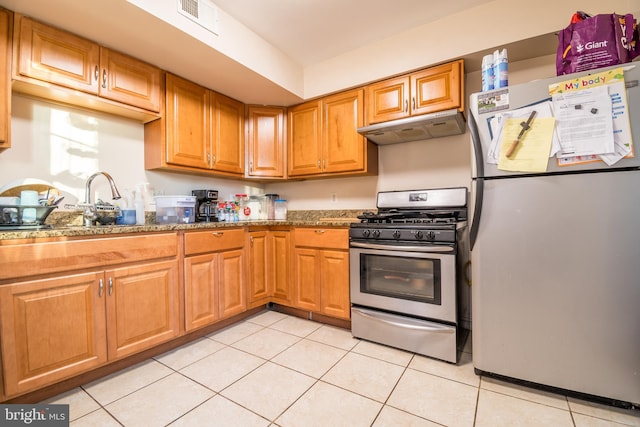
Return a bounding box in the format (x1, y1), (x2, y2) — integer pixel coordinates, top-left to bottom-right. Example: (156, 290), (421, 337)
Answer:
(498, 117), (555, 172)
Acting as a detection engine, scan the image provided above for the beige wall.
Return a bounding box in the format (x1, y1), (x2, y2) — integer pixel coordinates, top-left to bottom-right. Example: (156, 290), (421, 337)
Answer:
(0, 52), (569, 211)
(266, 54), (558, 210)
(1, 1), (634, 210)
(304, 0), (640, 98)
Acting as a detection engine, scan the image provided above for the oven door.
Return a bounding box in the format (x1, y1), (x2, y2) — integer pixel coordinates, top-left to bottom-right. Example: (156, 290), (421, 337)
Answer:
(350, 242), (457, 323)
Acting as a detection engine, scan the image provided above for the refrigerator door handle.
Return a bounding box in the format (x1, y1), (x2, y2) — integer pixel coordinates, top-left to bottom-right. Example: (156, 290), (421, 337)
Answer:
(470, 177), (484, 251)
(468, 106), (484, 251)
(469, 107), (485, 178)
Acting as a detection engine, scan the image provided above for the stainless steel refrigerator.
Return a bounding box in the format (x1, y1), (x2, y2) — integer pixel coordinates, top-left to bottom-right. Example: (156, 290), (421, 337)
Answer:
(469, 63), (640, 407)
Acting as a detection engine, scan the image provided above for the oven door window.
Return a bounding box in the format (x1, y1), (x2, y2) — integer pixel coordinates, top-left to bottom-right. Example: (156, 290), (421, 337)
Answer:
(359, 253), (441, 305)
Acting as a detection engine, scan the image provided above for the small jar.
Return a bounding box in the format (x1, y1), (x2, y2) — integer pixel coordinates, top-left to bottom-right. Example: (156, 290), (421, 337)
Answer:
(274, 199), (287, 220)
(235, 194), (250, 221)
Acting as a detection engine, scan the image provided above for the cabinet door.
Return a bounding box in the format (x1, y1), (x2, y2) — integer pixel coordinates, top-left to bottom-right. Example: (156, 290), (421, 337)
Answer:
(248, 231), (270, 304)
(271, 230), (291, 304)
(0, 9), (10, 150)
(411, 60), (463, 116)
(106, 260), (180, 359)
(323, 89), (365, 174)
(165, 73), (211, 169)
(319, 250), (350, 319)
(288, 100), (323, 177)
(211, 92), (245, 175)
(247, 106), (286, 178)
(15, 15), (99, 94)
(293, 248), (321, 311)
(0, 272), (107, 396)
(219, 249), (247, 318)
(184, 253), (219, 331)
(366, 75), (409, 124)
(99, 48), (161, 112)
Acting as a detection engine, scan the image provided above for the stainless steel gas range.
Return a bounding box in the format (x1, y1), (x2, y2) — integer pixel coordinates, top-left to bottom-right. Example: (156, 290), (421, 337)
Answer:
(349, 187), (469, 363)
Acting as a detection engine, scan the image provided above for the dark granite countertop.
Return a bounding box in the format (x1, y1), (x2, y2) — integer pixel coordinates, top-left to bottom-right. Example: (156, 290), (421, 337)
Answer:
(0, 210), (368, 241)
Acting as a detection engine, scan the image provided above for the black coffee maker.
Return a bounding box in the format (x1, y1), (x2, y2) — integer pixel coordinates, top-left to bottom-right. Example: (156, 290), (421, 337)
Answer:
(192, 190), (219, 222)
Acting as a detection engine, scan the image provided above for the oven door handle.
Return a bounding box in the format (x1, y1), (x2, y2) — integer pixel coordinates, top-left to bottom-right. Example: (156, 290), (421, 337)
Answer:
(349, 241), (454, 253)
(352, 308), (454, 333)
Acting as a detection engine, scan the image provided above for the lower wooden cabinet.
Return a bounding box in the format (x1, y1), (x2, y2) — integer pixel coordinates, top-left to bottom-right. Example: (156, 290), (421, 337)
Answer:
(0, 225), (347, 400)
(0, 272), (106, 397)
(0, 259), (179, 397)
(247, 229), (292, 308)
(293, 228), (350, 319)
(183, 228), (246, 331)
(106, 260), (180, 360)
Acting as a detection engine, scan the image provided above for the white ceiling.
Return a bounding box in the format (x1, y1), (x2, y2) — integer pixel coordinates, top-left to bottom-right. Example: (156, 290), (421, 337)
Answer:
(212, 0), (494, 67)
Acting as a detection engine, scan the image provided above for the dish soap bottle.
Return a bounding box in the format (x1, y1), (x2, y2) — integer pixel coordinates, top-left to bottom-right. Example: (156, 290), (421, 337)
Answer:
(134, 189), (145, 225)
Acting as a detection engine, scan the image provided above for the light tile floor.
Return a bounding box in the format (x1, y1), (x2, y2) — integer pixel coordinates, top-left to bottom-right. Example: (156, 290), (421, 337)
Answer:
(43, 310), (640, 427)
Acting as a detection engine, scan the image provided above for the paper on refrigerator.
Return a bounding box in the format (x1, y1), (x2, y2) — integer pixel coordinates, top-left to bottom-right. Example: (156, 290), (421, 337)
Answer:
(549, 66), (633, 166)
(497, 117), (556, 172)
(486, 101), (559, 164)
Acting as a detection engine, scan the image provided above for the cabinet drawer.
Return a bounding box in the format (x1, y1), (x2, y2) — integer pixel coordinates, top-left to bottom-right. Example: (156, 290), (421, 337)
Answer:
(294, 228), (349, 250)
(184, 228), (245, 256)
(0, 233), (178, 281)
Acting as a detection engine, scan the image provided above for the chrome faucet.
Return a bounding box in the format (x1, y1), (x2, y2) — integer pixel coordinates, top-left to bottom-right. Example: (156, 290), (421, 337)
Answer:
(83, 172), (122, 226)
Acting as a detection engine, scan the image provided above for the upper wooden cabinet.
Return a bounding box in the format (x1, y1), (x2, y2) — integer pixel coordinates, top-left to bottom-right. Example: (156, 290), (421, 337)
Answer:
(0, 8), (11, 151)
(288, 88), (377, 178)
(288, 99), (322, 176)
(211, 91), (245, 175)
(164, 73), (210, 169)
(12, 14), (161, 120)
(246, 106), (286, 179)
(145, 73), (245, 177)
(366, 60), (464, 125)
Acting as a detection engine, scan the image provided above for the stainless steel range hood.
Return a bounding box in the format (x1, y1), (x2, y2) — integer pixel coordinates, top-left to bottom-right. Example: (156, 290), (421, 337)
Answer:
(357, 109), (466, 145)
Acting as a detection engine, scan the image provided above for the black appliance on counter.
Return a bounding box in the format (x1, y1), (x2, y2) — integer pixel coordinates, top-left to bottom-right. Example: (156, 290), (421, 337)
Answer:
(192, 190), (218, 222)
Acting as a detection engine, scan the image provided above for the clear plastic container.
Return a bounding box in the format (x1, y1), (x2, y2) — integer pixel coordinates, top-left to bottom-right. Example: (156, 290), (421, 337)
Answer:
(155, 196), (196, 224)
(247, 195), (265, 220)
(265, 194), (279, 220)
(274, 199), (287, 220)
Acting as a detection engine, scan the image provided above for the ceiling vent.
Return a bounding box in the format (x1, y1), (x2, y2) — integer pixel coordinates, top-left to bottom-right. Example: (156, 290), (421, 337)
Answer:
(177, 0), (219, 35)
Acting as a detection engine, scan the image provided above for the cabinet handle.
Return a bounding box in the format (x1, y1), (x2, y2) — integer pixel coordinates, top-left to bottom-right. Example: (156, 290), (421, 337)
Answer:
(249, 161), (253, 172)
(212, 232), (223, 237)
(317, 160), (321, 168)
(212, 155), (216, 165)
(94, 65), (99, 81)
(322, 159), (326, 170)
(314, 229), (325, 234)
(99, 278), (104, 297)
(412, 97), (416, 111)
(404, 99), (408, 112)
(250, 236), (254, 247)
(108, 277), (113, 295)
(102, 69), (107, 89)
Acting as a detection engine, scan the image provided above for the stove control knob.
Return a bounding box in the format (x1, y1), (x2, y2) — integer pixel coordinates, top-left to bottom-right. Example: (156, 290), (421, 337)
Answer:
(362, 229), (370, 238)
(414, 230), (423, 240)
(426, 231), (436, 240)
(392, 230), (401, 239)
(372, 230), (381, 238)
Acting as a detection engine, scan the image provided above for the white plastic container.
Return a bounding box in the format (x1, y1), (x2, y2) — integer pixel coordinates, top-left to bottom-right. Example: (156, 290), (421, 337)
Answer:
(155, 195), (196, 224)
(274, 199), (287, 220)
(493, 48), (508, 89)
(481, 54), (494, 92)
